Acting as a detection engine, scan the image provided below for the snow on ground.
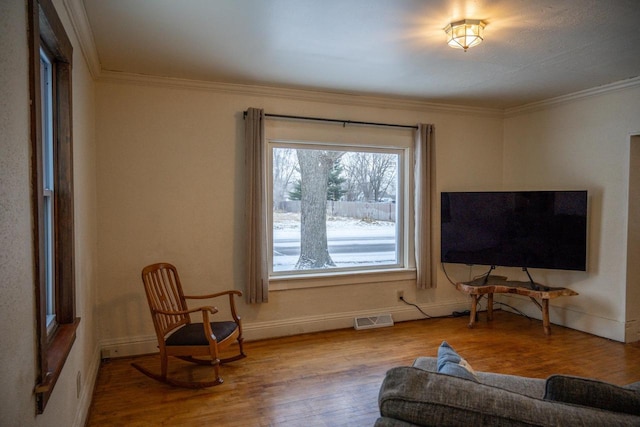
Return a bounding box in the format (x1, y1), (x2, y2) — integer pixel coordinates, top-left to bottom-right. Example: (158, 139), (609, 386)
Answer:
(273, 212), (397, 271)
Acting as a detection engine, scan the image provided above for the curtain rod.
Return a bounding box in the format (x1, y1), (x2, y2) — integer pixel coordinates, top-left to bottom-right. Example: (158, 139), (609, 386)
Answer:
(243, 111), (418, 130)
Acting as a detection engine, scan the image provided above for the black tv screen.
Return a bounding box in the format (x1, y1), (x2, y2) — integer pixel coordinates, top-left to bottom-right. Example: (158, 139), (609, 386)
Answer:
(441, 191), (588, 271)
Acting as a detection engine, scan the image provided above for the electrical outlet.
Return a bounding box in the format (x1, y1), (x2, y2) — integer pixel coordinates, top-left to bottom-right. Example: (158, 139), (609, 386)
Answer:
(396, 290), (404, 301)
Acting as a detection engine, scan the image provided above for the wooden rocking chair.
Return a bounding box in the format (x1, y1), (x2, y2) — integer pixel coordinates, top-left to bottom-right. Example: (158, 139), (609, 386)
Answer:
(132, 262), (246, 388)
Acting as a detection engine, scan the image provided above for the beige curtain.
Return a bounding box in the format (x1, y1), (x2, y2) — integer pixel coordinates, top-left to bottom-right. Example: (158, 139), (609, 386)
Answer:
(414, 123), (436, 289)
(244, 108), (269, 303)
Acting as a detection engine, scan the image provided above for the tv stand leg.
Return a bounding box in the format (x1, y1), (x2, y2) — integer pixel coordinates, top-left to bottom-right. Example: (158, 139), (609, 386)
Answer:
(542, 299), (551, 335)
(487, 293), (494, 321)
(468, 295), (480, 328)
(528, 296), (552, 335)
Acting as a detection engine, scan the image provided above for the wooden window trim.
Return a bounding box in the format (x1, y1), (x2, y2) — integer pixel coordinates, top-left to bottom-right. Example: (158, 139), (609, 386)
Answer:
(28, 0), (79, 413)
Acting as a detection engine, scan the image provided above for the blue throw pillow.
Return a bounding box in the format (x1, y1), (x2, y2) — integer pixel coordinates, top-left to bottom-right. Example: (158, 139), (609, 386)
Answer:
(437, 341), (478, 382)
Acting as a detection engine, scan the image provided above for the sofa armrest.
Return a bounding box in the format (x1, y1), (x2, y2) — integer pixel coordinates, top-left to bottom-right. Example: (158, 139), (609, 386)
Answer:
(378, 367), (640, 427)
(545, 375), (640, 415)
(412, 356), (546, 398)
(412, 356), (438, 372)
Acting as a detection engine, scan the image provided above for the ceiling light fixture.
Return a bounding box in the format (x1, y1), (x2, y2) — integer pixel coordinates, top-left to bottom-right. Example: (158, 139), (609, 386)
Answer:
(444, 19), (486, 52)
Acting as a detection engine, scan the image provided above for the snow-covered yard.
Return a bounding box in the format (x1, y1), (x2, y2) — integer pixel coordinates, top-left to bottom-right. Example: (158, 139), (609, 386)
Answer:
(273, 212), (397, 271)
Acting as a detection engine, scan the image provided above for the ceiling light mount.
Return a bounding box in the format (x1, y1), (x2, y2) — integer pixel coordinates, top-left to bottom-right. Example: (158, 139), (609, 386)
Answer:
(444, 19), (486, 52)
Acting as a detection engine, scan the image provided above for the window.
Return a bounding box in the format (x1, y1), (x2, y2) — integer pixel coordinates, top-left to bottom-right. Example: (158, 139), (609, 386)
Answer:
(29, 0), (79, 413)
(266, 120), (416, 284)
(270, 143), (406, 276)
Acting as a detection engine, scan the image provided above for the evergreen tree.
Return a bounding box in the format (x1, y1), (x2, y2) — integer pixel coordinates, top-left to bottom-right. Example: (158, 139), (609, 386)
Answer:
(289, 159), (346, 201)
(288, 180), (302, 200)
(327, 160), (347, 201)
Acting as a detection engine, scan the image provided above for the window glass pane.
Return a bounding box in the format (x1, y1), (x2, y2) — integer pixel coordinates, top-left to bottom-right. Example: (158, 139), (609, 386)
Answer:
(40, 49), (54, 189)
(272, 145), (401, 274)
(40, 48), (55, 329)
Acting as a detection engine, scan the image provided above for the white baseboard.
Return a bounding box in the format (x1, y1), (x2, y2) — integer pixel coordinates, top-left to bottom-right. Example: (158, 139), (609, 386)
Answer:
(99, 301), (470, 357)
(498, 294), (626, 342)
(74, 343), (102, 427)
(235, 301), (468, 341)
(101, 335), (159, 358)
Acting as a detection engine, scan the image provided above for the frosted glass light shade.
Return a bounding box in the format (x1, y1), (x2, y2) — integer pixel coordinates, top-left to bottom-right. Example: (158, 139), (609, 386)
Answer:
(445, 19), (485, 51)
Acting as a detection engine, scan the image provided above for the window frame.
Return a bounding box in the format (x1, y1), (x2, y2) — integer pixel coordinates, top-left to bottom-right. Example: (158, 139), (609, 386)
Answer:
(28, 0), (79, 413)
(266, 135), (416, 289)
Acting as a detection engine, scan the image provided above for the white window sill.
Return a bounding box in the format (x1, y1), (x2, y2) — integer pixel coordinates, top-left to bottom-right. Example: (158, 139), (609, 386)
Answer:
(269, 268), (417, 291)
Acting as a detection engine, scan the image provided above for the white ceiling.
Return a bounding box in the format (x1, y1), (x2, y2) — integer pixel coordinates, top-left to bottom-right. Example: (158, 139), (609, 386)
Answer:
(82, 0), (640, 109)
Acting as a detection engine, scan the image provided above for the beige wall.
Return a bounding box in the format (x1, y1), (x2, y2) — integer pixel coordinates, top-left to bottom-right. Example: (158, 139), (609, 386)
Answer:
(94, 79), (505, 355)
(94, 68), (640, 357)
(1, 1), (36, 422)
(1, 1), (99, 426)
(503, 87), (640, 341)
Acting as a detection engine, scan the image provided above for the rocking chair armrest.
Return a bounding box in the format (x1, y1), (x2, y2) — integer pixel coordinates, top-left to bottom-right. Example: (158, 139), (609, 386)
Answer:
(153, 306), (218, 316)
(184, 291), (243, 324)
(183, 290), (243, 300)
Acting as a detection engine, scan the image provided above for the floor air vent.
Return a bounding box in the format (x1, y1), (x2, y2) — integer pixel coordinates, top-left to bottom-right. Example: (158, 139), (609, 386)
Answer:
(354, 313), (394, 330)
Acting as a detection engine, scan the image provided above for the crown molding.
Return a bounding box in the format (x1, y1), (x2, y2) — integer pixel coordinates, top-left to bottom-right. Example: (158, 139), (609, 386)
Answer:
(504, 76), (640, 117)
(62, 0), (101, 79)
(97, 69), (504, 118)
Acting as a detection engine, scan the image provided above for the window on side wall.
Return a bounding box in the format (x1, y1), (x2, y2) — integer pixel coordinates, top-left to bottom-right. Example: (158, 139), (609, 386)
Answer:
(29, 0), (79, 413)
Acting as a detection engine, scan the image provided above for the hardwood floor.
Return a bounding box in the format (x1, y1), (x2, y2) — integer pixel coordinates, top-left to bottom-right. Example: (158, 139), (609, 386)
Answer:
(87, 311), (640, 426)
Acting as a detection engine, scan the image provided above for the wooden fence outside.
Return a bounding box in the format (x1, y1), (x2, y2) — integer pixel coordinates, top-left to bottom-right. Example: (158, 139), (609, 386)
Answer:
(275, 200), (396, 222)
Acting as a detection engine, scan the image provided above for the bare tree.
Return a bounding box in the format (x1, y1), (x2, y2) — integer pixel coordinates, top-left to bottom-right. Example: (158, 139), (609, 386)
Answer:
(369, 153), (396, 202)
(295, 149), (342, 269)
(272, 148), (298, 209)
(343, 152), (371, 201)
(342, 152), (397, 202)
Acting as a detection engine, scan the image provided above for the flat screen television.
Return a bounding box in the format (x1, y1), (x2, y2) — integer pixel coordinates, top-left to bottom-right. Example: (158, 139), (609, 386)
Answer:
(441, 191), (588, 272)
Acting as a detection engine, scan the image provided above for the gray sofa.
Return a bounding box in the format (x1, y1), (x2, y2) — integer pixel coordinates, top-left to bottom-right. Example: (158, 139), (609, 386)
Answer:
(377, 355), (640, 426)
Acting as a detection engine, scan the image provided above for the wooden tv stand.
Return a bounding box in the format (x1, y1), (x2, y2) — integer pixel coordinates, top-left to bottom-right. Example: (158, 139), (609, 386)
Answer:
(455, 278), (578, 335)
